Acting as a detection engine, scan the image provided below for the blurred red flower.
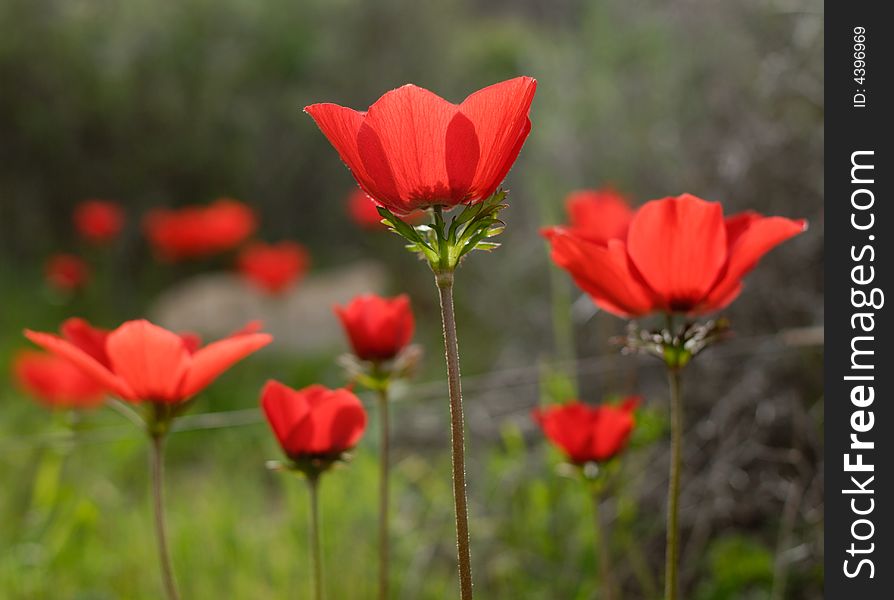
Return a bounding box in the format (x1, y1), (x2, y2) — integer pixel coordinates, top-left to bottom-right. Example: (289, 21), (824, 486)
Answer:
(306, 76), (537, 216)
(25, 319), (271, 404)
(564, 188), (633, 244)
(74, 199), (125, 244)
(45, 254), (90, 292)
(13, 350), (106, 409)
(334, 294), (414, 362)
(533, 398), (639, 464)
(347, 188), (426, 230)
(261, 381), (367, 459)
(543, 193), (807, 317)
(144, 199), (257, 261)
(237, 241), (310, 295)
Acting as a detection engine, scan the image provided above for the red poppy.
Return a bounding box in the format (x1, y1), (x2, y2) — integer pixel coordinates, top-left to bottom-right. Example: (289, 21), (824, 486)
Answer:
(334, 294), (414, 362)
(144, 199), (257, 261)
(45, 254), (90, 292)
(261, 381), (367, 459)
(306, 76), (537, 216)
(533, 398), (639, 464)
(564, 188), (633, 244)
(347, 188), (427, 230)
(542, 194), (807, 317)
(13, 350), (106, 409)
(74, 199), (125, 244)
(25, 319), (272, 404)
(237, 241), (310, 295)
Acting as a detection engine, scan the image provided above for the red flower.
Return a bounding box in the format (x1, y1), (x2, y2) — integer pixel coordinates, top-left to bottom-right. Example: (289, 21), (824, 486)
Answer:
(543, 194), (807, 317)
(144, 199), (257, 261)
(45, 254), (90, 292)
(347, 188), (427, 230)
(533, 398), (639, 464)
(306, 77), (537, 216)
(25, 319), (272, 404)
(237, 241), (310, 295)
(261, 381), (367, 459)
(564, 188), (633, 244)
(334, 294), (414, 362)
(74, 200), (125, 244)
(13, 350), (106, 409)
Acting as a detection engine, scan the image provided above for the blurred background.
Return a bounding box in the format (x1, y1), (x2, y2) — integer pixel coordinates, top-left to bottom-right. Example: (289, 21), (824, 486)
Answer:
(0, 0), (823, 598)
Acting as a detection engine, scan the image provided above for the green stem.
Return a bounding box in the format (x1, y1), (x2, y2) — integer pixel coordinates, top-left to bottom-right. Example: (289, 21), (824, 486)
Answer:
(308, 474), (323, 600)
(150, 434), (180, 600)
(591, 486), (617, 600)
(435, 271), (474, 600)
(377, 386), (390, 600)
(664, 367), (683, 600)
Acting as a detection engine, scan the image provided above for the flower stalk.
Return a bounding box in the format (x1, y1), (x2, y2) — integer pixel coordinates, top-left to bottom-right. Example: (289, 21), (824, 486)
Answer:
(590, 482), (617, 600)
(376, 385), (391, 600)
(307, 473), (323, 600)
(150, 433), (180, 600)
(664, 365), (683, 600)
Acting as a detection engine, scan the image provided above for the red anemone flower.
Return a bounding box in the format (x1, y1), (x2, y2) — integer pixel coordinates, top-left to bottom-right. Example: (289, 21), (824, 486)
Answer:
(261, 381), (367, 459)
(334, 294), (414, 362)
(24, 319), (272, 404)
(564, 188), (633, 244)
(542, 193), (807, 317)
(74, 199), (125, 244)
(347, 188), (426, 229)
(533, 398), (639, 464)
(45, 254), (90, 292)
(237, 241), (310, 295)
(13, 350), (106, 409)
(144, 199), (257, 261)
(305, 76), (537, 216)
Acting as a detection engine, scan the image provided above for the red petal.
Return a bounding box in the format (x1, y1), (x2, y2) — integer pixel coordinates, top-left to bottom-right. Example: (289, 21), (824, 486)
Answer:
(61, 317), (111, 366)
(180, 332), (272, 399)
(590, 405), (635, 461)
(534, 403), (594, 463)
(565, 188), (633, 244)
(307, 388), (367, 453)
(261, 380), (312, 454)
(358, 85), (467, 210)
(702, 215), (807, 311)
(459, 77), (537, 199)
(627, 194), (729, 311)
(106, 320), (191, 403)
(13, 350), (106, 408)
(543, 228), (656, 317)
(24, 329), (135, 400)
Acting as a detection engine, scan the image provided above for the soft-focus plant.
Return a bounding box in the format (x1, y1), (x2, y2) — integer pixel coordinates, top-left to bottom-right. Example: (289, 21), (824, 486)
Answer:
(143, 199), (257, 262)
(12, 350), (106, 410)
(534, 398), (638, 600)
(236, 241), (310, 295)
(334, 293), (418, 600)
(24, 318), (272, 600)
(306, 76), (536, 599)
(543, 192), (806, 599)
(261, 381), (368, 600)
(73, 200), (125, 246)
(44, 254), (90, 295)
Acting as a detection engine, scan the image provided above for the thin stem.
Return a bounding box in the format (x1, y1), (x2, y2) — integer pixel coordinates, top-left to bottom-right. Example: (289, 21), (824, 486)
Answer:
(664, 367), (683, 600)
(150, 434), (180, 600)
(308, 475), (323, 600)
(591, 486), (617, 600)
(377, 386), (391, 600)
(435, 272), (474, 600)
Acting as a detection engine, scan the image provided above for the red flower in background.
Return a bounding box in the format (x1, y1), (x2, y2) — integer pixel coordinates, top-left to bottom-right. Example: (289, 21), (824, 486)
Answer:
(564, 188), (633, 244)
(144, 199), (257, 261)
(334, 294), (414, 362)
(543, 194), (807, 317)
(45, 254), (90, 292)
(13, 351), (106, 409)
(237, 241), (310, 295)
(261, 381), (367, 459)
(347, 188), (426, 230)
(25, 319), (271, 404)
(533, 398), (639, 464)
(74, 200), (125, 244)
(306, 76), (537, 216)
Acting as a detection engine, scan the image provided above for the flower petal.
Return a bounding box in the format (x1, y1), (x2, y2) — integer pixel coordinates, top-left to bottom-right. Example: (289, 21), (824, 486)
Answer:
(543, 228), (656, 317)
(703, 214), (807, 311)
(24, 330), (135, 400)
(179, 332), (273, 399)
(459, 76), (537, 199)
(106, 320), (191, 403)
(627, 194), (729, 311)
(260, 380), (312, 454)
